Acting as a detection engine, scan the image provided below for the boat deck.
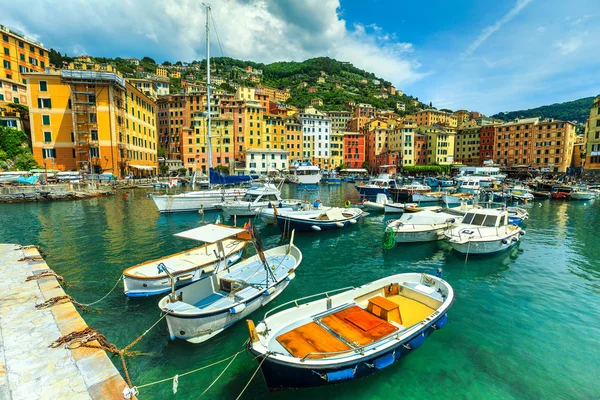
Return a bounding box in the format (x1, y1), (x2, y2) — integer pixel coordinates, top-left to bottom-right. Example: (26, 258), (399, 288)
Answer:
(275, 294), (437, 359)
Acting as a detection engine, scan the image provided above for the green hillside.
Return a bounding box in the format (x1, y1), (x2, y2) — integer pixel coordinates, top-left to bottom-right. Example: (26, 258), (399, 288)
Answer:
(491, 97), (596, 124)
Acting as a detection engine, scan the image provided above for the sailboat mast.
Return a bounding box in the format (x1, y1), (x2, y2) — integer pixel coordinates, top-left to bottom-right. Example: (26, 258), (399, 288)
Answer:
(205, 3), (213, 175)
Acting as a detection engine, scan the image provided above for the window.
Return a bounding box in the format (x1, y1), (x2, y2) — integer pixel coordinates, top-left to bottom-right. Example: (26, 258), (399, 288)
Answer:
(90, 147), (99, 157)
(42, 148), (56, 158)
(3, 47), (8, 55)
(91, 130), (98, 140)
(38, 98), (52, 108)
(43, 132), (52, 142)
(2, 35), (7, 42)
(42, 115), (50, 125)
(3, 60), (10, 69)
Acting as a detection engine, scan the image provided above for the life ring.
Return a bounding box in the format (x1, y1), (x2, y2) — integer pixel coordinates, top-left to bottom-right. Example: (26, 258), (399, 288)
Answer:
(345, 200), (351, 208)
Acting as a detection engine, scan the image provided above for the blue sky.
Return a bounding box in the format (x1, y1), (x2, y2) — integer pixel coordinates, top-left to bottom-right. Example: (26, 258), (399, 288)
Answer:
(3, 0), (599, 116)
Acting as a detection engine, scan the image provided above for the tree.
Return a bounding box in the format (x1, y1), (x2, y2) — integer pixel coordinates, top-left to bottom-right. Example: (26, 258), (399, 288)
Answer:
(0, 127), (37, 171)
(175, 61), (183, 66)
(141, 56), (156, 64)
(163, 61), (172, 66)
(429, 101), (432, 107)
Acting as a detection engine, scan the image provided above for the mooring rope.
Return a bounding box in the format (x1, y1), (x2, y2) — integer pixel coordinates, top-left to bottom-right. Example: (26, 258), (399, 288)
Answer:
(79, 275), (123, 307)
(235, 354), (269, 400)
(199, 350), (241, 396)
(36, 295), (90, 312)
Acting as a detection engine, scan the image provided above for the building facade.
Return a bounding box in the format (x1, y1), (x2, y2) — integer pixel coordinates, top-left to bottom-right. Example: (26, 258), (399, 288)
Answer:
(1, 24), (49, 84)
(585, 96), (600, 168)
(299, 106), (331, 169)
(0, 77), (27, 105)
(245, 148), (288, 174)
(454, 127), (481, 165)
(344, 132), (365, 168)
(414, 109), (458, 128)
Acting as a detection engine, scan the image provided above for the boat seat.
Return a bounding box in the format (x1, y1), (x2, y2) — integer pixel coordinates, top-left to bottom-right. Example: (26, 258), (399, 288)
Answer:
(194, 291), (236, 311)
(367, 296), (402, 325)
(233, 285), (261, 302)
(164, 301), (202, 314)
(276, 322), (351, 359)
(385, 295), (435, 327)
(320, 305), (398, 346)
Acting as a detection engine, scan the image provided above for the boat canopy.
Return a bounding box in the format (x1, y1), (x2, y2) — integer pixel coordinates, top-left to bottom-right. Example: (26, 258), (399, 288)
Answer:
(175, 224), (245, 243)
(209, 168), (252, 185)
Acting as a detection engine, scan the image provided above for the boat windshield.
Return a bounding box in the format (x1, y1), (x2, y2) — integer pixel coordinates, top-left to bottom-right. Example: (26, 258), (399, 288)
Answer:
(462, 213), (475, 224)
(482, 215), (498, 227)
(262, 194), (279, 201)
(471, 213), (486, 226)
(242, 193), (259, 202)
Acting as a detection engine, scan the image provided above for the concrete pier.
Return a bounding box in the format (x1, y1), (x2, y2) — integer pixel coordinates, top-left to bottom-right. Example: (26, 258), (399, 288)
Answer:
(0, 244), (130, 399)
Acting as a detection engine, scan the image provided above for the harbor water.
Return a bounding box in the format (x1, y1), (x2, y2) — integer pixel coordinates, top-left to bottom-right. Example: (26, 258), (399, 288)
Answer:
(0, 183), (599, 399)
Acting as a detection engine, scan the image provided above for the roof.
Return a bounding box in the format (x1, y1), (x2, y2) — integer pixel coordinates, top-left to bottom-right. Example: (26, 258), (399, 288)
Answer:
(175, 224), (244, 243)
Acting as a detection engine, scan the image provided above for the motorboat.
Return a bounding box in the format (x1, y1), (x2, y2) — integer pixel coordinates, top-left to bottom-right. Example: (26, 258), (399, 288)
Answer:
(504, 206), (529, 225)
(505, 186), (534, 202)
(443, 192), (475, 205)
(569, 186), (595, 200)
(456, 177), (482, 194)
(356, 166), (398, 199)
(218, 183), (302, 217)
(531, 190), (551, 199)
(122, 225), (247, 297)
(246, 272), (454, 390)
(443, 208), (524, 255)
(321, 171), (342, 185)
(258, 200), (329, 225)
(390, 183), (431, 202)
(424, 177), (454, 188)
(362, 193), (391, 212)
(288, 160), (321, 185)
(384, 202), (419, 214)
(456, 166), (505, 187)
(412, 191), (444, 203)
(158, 223), (302, 344)
(275, 207), (364, 233)
(386, 209), (465, 243)
(551, 186), (573, 199)
(439, 178), (455, 187)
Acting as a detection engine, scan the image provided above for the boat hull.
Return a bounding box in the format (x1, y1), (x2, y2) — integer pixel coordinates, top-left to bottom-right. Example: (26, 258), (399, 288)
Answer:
(151, 190), (247, 212)
(569, 193), (594, 200)
(250, 312), (449, 390)
(448, 231), (522, 255)
(356, 186), (390, 198)
(123, 251), (243, 297)
(394, 228), (445, 243)
(165, 278), (292, 343)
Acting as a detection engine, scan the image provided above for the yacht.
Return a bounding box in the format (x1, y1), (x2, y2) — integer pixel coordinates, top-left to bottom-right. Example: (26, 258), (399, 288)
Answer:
(356, 165), (398, 198)
(218, 183), (302, 217)
(287, 160), (321, 185)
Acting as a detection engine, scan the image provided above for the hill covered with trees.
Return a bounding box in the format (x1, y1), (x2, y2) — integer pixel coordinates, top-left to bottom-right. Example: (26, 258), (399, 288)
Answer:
(491, 97), (596, 124)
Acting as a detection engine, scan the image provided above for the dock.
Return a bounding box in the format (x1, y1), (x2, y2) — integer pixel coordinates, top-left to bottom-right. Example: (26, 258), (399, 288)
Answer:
(0, 244), (131, 399)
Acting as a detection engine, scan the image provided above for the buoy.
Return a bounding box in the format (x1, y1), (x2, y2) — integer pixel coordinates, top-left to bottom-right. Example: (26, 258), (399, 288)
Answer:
(345, 200), (351, 208)
(311, 225), (322, 231)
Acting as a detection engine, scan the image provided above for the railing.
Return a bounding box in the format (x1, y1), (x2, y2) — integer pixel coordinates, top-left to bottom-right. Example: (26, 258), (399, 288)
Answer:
(262, 286), (354, 321)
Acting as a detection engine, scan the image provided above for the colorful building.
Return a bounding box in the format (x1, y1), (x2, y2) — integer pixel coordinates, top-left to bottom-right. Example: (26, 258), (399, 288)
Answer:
(299, 106), (331, 169)
(414, 109), (458, 128)
(263, 113), (286, 150)
(26, 68), (157, 176)
(156, 66), (168, 77)
(344, 132), (365, 168)
(327, 110), (351, 131)
(0, 77), (27, 105)
(186, 113), (234, 174)
(454, 127), (481, 165)
(494, 117), (577, 172)
(329, 130), (344, 169)
(414, 132), (428, 165)
(585, 96), (600, 168)
(479, 125), (496, 165)
(354, 103), (375, 118)
(417, 125), (455, 165)
(285, 117), (303, 160)
(245, 148), (288, 174)
(1, 24), (49, 84)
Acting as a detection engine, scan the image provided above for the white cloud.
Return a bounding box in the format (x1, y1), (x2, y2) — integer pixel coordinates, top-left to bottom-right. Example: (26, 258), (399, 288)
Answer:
(462, 0), (533, 56)
(1, 0), (425, 88)
(537, 26), (546, 32)
(554, 37), (583, 54)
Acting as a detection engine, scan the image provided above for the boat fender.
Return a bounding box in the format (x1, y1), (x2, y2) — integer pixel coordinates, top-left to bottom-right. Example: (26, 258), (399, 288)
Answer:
(324, 366), (357, 382)
(502, 239), (508, 244)
(519, 230), (525, 236)
(512, 236), (519, 242)
(371, 352), (395, 370)
(311, 225), (322, 231)
(345, 200), (351, 208)
(229, 303), (246, 314)
(268, 202), (272, 208)
(446, 218), (456, 223)
(405, 332), (426, 350)
(433, 314), (448, 330)
(279, 202), (283, 208)
(263, 289), (271, 296)
(436, 268), (443, 278)
(314, 199), (322, 208)
(335, 222), (345, 228)
(286, 272), (296, 281)
(349, 219), (357, 224)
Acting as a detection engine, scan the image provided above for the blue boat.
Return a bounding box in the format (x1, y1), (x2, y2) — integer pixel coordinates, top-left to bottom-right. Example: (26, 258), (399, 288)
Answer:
(356, 166), (397, 199)
(276, 207), (364, 233)
(246, 272), (454, 390)
(321, 171), (342, 185)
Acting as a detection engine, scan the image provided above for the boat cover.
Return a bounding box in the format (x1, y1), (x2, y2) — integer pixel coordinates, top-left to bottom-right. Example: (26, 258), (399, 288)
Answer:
(209, 168), (252, 185)
(175, 224), (244, 243)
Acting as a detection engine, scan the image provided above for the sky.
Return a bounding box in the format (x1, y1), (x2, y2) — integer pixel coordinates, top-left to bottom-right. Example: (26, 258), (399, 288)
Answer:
(3, 0), (599, 115)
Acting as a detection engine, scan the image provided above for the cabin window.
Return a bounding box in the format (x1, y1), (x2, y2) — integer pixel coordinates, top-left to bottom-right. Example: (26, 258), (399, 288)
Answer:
(483, 215), (497, 227)
(463, 213), (475, 224)
(263, 194), (279, 201)
(472, 214), (486, 226)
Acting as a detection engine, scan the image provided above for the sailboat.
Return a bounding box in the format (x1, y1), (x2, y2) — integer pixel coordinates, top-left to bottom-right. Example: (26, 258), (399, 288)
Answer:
(150, 9), (252, 213)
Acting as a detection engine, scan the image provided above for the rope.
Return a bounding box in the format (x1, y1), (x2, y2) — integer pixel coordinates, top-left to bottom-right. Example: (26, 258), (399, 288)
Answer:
(136, 349), (246, 389)
(199, 351), (240, 396)
(235, 354), (269, 400)
(464, 239), (472, 266)
(36, 295), (90, 312)
(79, 275), (123, 306)
(26, 271), (67, 286)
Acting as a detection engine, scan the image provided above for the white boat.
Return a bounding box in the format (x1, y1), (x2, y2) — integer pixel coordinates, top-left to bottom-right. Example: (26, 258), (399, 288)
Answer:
(151, 187), (248, 212)
(122, 225), (246, 297)
(288, 160), (321, 185)
(386, 209), (464, 243)
(456, 177), (481, 194)
(505, 185), (534, 201)
(412, 191), (444, 203)
(443, 192), (475, 205)
(276, 207), (364, 233)
(259, 201), (330, 225)
(569, 186), (595, 200)
(356, 165), (399, 198)
(158, 223), (302, 344)
(384, 202), (418, 214)
(443, 208), (524, 255)
(218, 183), (302, 217)
(246, 272), (454, 390)
(456, 166), (505, 187)
(362, 193), (390, 212)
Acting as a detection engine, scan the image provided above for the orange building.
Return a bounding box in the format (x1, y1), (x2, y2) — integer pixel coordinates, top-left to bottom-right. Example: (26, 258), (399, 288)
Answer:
(414, 109), (458, 128)
(285, 117), (303, 160)
(1, 24), (50, 84)
(344, 132), (365, 168)
(479, 125), (496, 165)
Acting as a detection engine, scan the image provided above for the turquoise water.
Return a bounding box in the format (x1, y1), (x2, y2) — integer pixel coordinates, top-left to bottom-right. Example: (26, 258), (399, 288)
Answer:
(1, 184), (599, 399)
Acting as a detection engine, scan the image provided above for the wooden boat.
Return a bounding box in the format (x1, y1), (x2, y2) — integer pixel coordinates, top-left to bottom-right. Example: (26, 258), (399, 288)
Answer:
(383, 202), (418, 214)
(531, 190), (551, 199)
(443, 208), (524, 255)
(158, 224), (302, 343)
(403, 204), (442, 213)
(246, 272), (454, 390)
(276, 207), (364, 233)
(259, 202), (330, 225)
(122, 225), (246, 297)
(362, 193), (390, 212)
(444, 192), (474, 205)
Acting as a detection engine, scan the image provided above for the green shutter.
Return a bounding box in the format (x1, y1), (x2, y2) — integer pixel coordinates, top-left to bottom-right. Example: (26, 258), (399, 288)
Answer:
(42, 115), (50, 125)
(44, 132), (52, 142)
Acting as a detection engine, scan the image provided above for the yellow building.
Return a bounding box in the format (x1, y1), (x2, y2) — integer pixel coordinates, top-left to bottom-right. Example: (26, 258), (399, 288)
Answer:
(285, 117), (302, 159)
(169, 70), (181, 79)
(127, 78), (158, 101)
(415, 109), (458, 128)
(388, 120), (416, 166)
(186, 113), (234, 173)
(329, 130), (344, 168)
(454, 127), (480, 165)
(572, 135), (586, 168)
(585, 95), (600, 168)
(263, 113), (286, 150)
(235, 86), (255, 101)
(0, 77), (28, 105)
(156, 66), (168, 77)
(417, 125), (455, 164)
(1, 24), (50, 84)
(25, 68), (158, 176)
(310, 98), (323, 107)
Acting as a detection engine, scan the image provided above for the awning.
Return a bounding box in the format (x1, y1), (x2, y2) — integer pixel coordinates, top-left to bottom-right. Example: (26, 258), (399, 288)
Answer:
(129, 164), (156, 170)
(175, 224), (244, 243)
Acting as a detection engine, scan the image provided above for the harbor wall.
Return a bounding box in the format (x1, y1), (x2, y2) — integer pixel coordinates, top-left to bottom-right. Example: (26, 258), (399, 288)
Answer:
(0, 244), (132, 399)
(0, 183), (113, 203)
